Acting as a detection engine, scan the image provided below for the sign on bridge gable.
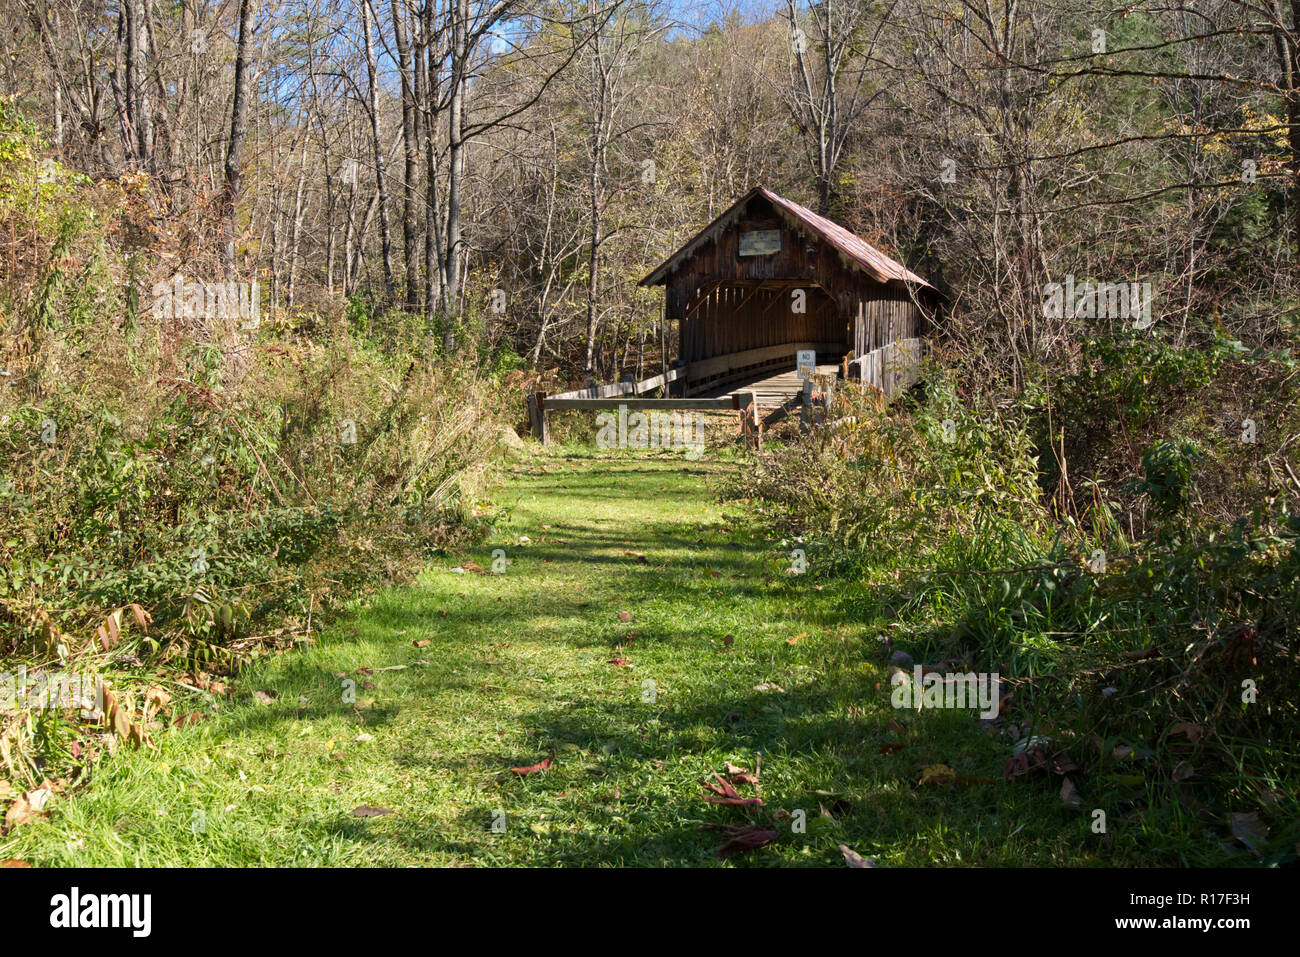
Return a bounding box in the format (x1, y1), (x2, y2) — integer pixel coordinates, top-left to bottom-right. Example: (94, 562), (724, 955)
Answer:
(739, 230), (781, 256)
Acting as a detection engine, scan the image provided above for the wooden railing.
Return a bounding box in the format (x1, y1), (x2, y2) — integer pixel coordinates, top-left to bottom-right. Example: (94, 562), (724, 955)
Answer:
(527, 365), (759, 444)
(525, 338), (920, 447)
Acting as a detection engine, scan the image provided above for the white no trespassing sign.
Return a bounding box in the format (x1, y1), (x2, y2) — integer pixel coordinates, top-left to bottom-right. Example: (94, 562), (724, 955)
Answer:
(796, 350), (816, 379)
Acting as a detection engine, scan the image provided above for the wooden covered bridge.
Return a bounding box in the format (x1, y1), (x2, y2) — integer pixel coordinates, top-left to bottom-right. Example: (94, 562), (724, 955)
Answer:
(528, 186), (940, 441)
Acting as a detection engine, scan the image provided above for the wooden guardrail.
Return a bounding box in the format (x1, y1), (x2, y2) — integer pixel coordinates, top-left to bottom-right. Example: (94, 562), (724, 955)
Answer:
(528, 366), (688, 443)
(525, 374), (759, 447)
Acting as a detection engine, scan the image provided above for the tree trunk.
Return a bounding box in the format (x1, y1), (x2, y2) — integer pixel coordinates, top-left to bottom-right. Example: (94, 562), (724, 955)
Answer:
(392, 0), (420, 311)
(222, 0), (257, 274)
(362, 0), (397, 305)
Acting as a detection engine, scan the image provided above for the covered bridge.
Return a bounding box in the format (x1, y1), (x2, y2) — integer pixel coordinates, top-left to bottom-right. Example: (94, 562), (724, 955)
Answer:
(640, 186), (940, 402)
(527, 187), (939, 443)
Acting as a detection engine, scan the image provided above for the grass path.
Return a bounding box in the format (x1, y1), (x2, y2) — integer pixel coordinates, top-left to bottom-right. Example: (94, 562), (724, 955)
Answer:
(4, 448), (1126, 866)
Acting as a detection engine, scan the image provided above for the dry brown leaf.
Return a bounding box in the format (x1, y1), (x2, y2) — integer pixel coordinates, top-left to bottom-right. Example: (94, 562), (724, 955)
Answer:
(510, 756), (554, 776)
(723, 763), (758, 785)
(839, 844), (879, 868)
(351, 806), (393, 818)
(144, 685), (171, 721)
(702, 773), (762, 807)
(413, 639), (431, 648)
(0, 858), (30, 867)
(5, 795), (45, 830)
(127, 603), (152, 631)
(618, 612), (632, 622)
(1169, 721), (1204, 743)
(715, 825), (778, 859)
(100, 684), (152, 749)
(105, 610), (121, 648)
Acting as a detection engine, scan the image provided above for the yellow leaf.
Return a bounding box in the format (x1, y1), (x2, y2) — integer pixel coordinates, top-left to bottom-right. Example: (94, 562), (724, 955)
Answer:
(919, 764), (958, 787)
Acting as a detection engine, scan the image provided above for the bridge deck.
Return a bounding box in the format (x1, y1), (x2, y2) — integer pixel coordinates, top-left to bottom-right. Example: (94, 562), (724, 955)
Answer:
(699, 364), (842, 409)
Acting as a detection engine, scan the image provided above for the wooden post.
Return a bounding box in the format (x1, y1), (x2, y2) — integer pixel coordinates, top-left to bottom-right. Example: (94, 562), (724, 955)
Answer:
(733, 390), (760, 448)
(528, 391), (549, 445)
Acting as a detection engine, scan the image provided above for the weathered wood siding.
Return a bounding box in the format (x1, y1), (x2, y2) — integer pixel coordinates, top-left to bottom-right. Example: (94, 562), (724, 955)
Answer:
(854, 286), (925, 358)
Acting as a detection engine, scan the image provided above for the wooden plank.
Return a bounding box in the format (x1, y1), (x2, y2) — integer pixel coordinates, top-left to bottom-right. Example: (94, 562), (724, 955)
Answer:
(549, 366), (686, 401)
(543, 397), (743, 411)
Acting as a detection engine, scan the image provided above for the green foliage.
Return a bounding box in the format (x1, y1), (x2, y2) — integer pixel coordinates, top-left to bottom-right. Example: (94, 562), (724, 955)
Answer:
(1134, 438), (1204, 517)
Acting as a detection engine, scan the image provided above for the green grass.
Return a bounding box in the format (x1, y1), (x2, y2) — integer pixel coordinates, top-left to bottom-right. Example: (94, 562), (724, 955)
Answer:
(0, 447), (1208, 866)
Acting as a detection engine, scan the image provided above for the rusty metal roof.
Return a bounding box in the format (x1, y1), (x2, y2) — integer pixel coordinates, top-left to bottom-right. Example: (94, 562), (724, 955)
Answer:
(639, 186), (935, 290)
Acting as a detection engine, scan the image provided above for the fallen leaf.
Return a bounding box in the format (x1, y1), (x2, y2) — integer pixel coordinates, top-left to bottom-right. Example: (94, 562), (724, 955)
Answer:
(1228, 812), (1267, 855)
(715, 825), (778, 859)
(253, 690), (278, 705)
(1060, 776), (1082, 807)
(351, 806), (393, 818)
(607, 658), (630, 666)
(839, 844), (878, 868)
(511, 756), (554, 776)
(787, 633), (807, 644)
(173, 711), (205, 728)
(144, 685), (171, 720)
(618, 612), (632, 622)
(723, 762), (759, 785)
(722, 635), (734, 648)
(1169, 721), (1204, 743)
(413, 639), (431, 648)
(918, 764), (958, 787)
(0, 859), (30, 867)
(752, 682), (784, 693)
(459, 560), (489, 575)
(702, 773), (762, 807)
(5, 795), (45, 829)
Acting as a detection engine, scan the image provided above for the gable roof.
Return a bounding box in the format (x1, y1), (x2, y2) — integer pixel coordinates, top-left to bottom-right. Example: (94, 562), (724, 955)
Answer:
(638, 186), (934, 290)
